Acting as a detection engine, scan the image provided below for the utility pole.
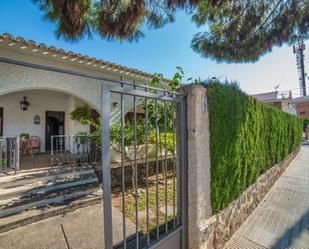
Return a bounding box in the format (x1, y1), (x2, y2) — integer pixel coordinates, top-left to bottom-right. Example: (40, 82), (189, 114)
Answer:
(293, 41), (307, 96)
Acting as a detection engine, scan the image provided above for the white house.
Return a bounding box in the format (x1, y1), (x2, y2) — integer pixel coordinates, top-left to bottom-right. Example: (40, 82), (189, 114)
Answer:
(0, 33), (157, 170)
(252, 91), (297, 115)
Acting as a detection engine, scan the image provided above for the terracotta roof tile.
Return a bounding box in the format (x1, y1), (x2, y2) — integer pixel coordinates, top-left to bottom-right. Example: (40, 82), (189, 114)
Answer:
(0, 33), (171, 83)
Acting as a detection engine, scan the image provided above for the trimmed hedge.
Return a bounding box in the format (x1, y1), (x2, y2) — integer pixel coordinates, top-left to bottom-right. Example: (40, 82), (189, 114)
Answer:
(206, 81), (303, 213)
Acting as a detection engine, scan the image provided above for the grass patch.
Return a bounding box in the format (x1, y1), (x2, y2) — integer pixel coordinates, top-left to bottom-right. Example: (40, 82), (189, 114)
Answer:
(112, 171), (177, 237)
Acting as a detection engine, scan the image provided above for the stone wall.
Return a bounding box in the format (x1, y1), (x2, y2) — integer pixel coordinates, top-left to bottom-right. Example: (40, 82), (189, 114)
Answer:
(197, 148), (300, 249)
(93, 159), (174, 189)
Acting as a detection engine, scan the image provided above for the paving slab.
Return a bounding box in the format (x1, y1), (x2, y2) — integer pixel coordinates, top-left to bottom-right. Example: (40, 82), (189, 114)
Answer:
(224, 145), (309, 249)
(0, 203), (135, 249)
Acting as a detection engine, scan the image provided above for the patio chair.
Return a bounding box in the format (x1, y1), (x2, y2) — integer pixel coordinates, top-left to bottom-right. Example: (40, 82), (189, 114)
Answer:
(30, 136), (41, 154)
(20, 134), (31, 155)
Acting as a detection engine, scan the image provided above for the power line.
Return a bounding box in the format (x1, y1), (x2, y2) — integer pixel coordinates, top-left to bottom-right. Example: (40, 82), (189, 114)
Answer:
(278, 56), (295, 85)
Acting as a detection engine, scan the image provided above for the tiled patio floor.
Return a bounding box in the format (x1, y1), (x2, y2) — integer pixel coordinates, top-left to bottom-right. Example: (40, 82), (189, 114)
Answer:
(19, 153), (51, 170)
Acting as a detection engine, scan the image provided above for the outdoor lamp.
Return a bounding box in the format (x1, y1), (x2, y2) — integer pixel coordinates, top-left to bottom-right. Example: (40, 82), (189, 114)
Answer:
(20, 96), (29, 111)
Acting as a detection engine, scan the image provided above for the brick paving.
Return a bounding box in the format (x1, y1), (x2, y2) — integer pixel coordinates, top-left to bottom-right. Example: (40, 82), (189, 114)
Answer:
(224, 145), (309, 249)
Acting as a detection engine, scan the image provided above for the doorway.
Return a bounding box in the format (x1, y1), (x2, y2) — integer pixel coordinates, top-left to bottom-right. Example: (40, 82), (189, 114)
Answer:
(45, 111), (65, 151)
(0, 108), (3, 137)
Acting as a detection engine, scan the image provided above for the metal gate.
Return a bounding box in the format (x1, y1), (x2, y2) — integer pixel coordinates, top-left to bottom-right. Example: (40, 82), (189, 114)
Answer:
(101, 83), (187, 249)
(0, 56), (188, 248)
(0, 136), (20, 174)
(50, 135), (100, 166)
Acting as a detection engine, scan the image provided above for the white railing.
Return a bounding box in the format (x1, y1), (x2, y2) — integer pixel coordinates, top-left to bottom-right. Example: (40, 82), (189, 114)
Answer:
(0, 136), (20, 174)
(51, 135), (100, 166)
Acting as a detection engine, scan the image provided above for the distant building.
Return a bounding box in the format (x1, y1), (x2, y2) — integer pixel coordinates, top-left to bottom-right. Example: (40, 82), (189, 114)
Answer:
(253, 91), (279, 102)
(292, 96), (309, 118)
(252, 91), (296, 114)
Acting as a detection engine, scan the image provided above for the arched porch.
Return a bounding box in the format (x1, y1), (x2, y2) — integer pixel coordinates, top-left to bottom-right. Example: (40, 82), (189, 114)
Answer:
(0, 89), (94, 171)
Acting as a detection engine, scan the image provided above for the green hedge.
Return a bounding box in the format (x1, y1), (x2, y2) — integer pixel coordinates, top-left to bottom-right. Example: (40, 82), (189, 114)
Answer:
(206, 81), (303, 213)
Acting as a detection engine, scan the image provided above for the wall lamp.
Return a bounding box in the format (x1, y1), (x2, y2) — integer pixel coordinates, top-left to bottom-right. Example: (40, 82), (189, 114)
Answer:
(20, 96), (30, 111)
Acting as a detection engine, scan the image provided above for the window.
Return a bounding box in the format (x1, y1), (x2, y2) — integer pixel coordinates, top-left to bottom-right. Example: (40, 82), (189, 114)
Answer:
(300, 111), (306, 115)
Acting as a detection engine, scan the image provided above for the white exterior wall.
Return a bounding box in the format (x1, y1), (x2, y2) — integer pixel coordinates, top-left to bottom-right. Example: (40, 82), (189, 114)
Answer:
(0, 43), (149, 153)
(0, 45), (147, 118)
(284, 107), (297, 115)
(253, 91), (278, 101)
(0, 90), (89, 152)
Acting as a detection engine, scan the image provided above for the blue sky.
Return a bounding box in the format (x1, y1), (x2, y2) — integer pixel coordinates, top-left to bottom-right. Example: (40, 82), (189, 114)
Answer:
(0, 0), (308, 95)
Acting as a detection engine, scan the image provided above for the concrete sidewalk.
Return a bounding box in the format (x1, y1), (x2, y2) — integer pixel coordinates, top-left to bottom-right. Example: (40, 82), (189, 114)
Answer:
(0, 203), (135, 249)
(224, 145), (309, 249)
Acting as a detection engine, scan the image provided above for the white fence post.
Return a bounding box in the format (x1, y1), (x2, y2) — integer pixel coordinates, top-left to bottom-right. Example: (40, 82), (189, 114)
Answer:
(16, 136), (20, 171)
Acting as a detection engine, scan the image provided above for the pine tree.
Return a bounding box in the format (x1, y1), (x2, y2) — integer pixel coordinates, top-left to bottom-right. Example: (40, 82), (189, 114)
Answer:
(191, 0), (309, 62)
(33, 0), (309, 62)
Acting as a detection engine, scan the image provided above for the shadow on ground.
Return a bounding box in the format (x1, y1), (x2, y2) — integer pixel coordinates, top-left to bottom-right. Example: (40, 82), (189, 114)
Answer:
(271, 208), (309, 249)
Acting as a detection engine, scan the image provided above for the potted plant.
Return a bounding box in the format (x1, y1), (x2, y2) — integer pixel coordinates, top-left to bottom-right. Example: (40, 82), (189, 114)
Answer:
(20, 133), (30, 141)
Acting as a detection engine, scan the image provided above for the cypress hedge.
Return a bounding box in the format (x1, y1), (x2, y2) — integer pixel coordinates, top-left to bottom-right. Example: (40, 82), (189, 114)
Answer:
(205, 81), (303, 213)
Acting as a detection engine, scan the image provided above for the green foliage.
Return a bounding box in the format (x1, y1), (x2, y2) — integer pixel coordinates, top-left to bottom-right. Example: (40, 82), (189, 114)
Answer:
(109, 117), (176, 156)
(108, 64), (181, 154)
(140, 67), (183, 134)
(34, 0), (308, 62)
(70, 67), (183, 155)
(70, 105), (101, 147)
(148, 132), (175, 154)
(110, 118), (146, 148)
(191, 1), (309, 62)
(70, 105), (93, 125)
(33, 0), (177, 42)
(20, 133), (30, 141)
(206, 81), (303, 213)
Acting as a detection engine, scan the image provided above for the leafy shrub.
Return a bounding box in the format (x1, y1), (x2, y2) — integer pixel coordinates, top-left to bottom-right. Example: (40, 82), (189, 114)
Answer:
(205, 81), (303, 213)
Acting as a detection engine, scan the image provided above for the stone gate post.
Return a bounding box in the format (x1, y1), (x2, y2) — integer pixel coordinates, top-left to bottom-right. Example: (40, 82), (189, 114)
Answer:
(182, 84), (212, 249)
